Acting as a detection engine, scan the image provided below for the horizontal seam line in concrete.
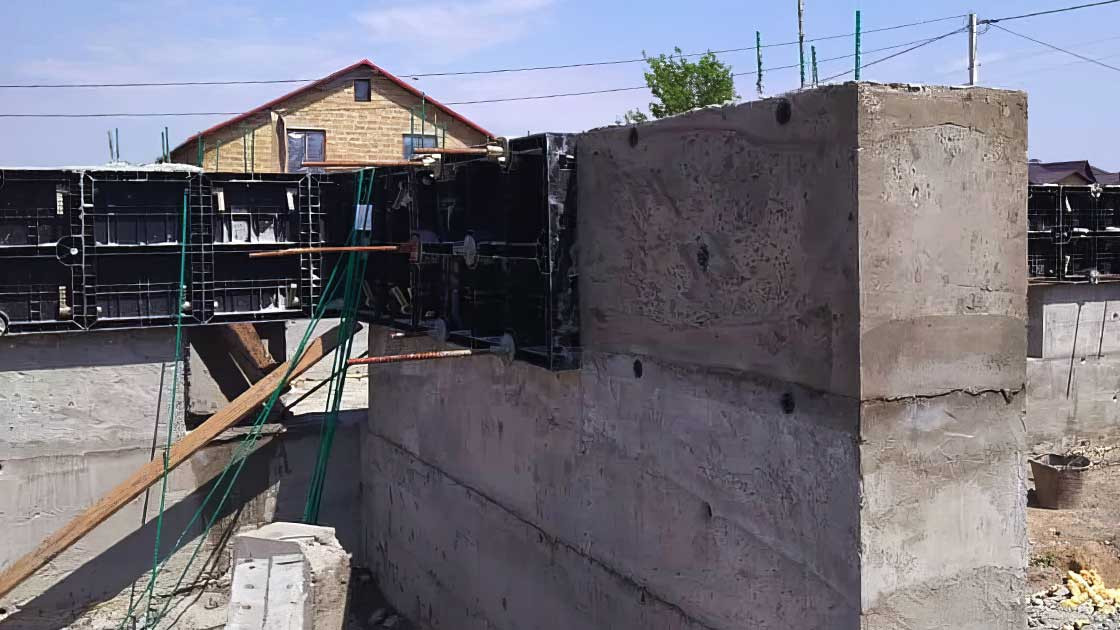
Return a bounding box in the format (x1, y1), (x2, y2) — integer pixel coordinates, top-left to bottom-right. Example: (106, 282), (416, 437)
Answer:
(369, 431), (724, 630)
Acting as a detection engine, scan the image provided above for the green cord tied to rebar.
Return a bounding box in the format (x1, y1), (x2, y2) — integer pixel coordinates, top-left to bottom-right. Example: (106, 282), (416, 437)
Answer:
(117, 190), (368, 630)
(130, 190), (189, 626)
(303, 167), (376, 524)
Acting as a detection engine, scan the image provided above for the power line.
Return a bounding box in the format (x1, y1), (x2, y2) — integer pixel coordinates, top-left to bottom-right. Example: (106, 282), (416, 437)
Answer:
(929, 33), (1120, 77)
(988, 23), (1120, 73)
(0, 37), (947, 119)
(982, 0), (1120, 24)
(0, 14), (968, 90)
(820, 26), (967, 83)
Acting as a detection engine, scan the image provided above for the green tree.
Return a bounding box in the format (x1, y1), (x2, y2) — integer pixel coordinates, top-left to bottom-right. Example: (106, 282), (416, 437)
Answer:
(627, 48), (737, 121)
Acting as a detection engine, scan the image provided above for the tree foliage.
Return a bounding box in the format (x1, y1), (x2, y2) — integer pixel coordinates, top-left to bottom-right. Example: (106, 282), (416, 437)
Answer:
(642, 48), (737, 119)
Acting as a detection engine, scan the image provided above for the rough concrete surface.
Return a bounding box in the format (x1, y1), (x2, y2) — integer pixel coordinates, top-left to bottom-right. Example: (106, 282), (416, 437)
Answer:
(0, 328), (361, 629)
(228, 522), (350, 630)
(855, 84), (1028, 630)
(362, 83), (1029, 630)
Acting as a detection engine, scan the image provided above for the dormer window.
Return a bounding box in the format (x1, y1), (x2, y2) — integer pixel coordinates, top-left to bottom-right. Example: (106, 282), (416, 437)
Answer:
(354, 79), (371, 102)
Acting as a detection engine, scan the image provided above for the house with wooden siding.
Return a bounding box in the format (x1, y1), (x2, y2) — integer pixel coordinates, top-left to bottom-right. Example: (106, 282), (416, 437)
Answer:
(169, 60), (493, 172)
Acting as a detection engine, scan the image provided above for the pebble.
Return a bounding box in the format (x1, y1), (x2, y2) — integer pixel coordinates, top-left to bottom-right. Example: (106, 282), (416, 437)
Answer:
(1027, 593), (1120, 630)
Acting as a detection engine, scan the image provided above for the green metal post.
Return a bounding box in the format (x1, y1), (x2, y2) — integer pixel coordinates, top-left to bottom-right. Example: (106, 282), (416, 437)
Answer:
(164, 126), (170, 161)
(108, 130), (114, 162)
(756, 31), (763, 97)
(812, 45), (818, 86)
(855, 10), (862, 81)
(197, 135), (204, 168)
(114, 128), (120, 161)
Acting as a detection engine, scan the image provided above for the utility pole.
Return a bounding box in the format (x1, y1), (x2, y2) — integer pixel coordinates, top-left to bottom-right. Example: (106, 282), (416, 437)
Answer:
(798, 0), (806, 89)
(968, 13), (978, 85)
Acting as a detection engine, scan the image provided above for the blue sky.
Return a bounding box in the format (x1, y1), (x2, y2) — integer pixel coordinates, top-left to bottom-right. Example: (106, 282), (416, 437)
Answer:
(1, 0), (1118, 168)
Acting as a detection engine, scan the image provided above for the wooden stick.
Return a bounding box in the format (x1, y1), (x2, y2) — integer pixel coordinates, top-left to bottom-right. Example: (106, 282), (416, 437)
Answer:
(0, 325), (350, 601)
(248, 245), (410, 259)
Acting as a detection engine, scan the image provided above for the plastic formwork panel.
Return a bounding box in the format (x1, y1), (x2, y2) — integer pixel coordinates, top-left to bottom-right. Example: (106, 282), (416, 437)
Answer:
(1029, 185), (1120, 282)
(0, 168), (328, 335)
(354, 133), (580, 371)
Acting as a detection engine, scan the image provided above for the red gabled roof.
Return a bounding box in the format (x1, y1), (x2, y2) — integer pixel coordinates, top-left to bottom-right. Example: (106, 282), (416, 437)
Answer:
(172, 59), (494, 153)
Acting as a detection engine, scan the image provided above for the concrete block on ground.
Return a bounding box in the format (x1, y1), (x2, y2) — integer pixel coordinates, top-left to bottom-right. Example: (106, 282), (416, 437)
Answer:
(362, 83), (1028, 630)
(228, 522), (351, 630)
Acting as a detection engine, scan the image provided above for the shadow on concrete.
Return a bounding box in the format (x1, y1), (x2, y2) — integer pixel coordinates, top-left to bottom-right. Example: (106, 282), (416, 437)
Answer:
(0, 411), (364, 630)
(0, 328), (177, 372)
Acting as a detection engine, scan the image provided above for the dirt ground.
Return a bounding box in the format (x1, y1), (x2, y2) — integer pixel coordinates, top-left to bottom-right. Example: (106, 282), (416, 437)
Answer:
(1027, 439), (1120, 594)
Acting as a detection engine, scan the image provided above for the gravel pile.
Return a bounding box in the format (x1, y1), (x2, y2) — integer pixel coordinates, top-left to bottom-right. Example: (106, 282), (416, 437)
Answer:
(1028, 587), (1120, 629)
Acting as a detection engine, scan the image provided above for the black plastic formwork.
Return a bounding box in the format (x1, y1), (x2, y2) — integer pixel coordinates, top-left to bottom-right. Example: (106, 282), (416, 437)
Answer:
(355, 133), (580, 371)
(0, 168), (328, 335)
(0, 170), (85, 334)
(1028, 185), (1120, 282)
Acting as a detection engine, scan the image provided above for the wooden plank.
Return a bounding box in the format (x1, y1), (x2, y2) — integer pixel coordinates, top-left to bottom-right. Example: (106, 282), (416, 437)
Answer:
(0, 324), (349, 601)
(221, 323), (281, 382)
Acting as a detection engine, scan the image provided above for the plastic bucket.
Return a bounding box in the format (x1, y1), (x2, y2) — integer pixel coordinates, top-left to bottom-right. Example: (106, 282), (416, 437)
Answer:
(1030, 454), (1091, 509)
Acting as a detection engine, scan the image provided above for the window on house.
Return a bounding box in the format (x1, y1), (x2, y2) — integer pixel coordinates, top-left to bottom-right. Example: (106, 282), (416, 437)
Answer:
(286, 130), (326, 172)
(403, 134), (439, 159)
(354, 79), (371, 102)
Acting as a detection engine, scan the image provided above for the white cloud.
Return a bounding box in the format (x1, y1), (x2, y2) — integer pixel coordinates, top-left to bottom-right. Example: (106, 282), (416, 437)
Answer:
(355, 0), (556, 59)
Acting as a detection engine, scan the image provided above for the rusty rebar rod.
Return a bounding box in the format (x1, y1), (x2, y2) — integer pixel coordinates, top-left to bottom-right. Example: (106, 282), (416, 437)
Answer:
(412, 146), (493, 156)
(302, 160), (424, 168)
(248, 245), (409, 259)
(346, 348), (489, 366)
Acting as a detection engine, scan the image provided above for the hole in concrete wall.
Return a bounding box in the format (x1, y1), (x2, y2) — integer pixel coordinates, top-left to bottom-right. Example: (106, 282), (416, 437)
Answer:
(628, 127), (639, 147)
(775, 100), (792, 125)
(780, 392), (795, 414)
(696, 243), (710, 272)
(0, 608), (8, 615)
(633, 359), (643, 378)
(704, 502), (713, 520)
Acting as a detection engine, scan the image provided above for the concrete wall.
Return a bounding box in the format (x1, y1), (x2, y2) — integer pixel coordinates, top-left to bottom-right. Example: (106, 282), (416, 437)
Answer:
(1026, 282), (1120, 448)
(185, 319), (370, 424)
(362, 83), (1028, 629)
(0, 328), (361, 629)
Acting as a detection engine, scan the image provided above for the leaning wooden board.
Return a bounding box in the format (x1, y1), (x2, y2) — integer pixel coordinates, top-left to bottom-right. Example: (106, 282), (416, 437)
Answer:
(0, 324), (348, 601)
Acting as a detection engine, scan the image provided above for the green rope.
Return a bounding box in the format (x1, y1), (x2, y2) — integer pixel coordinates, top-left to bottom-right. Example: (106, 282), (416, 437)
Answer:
(303, 168), (374, 523)
(131, 191), (190, 626)
(120, 193), (364, 629)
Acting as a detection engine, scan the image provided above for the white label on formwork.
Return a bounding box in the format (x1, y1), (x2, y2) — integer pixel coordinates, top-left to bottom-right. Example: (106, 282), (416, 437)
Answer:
(355, 204), (372, 231)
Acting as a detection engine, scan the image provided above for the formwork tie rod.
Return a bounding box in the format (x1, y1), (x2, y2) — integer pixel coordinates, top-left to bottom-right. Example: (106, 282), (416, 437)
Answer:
(347, 348), (490, 366)
(301, 160), (426, 168)
(412, 145), (502, 157)
(248, 245), (411, 259)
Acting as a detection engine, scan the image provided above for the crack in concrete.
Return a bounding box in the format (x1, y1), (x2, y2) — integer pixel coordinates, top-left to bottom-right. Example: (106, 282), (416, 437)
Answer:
(864, 385), (1024, 405)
